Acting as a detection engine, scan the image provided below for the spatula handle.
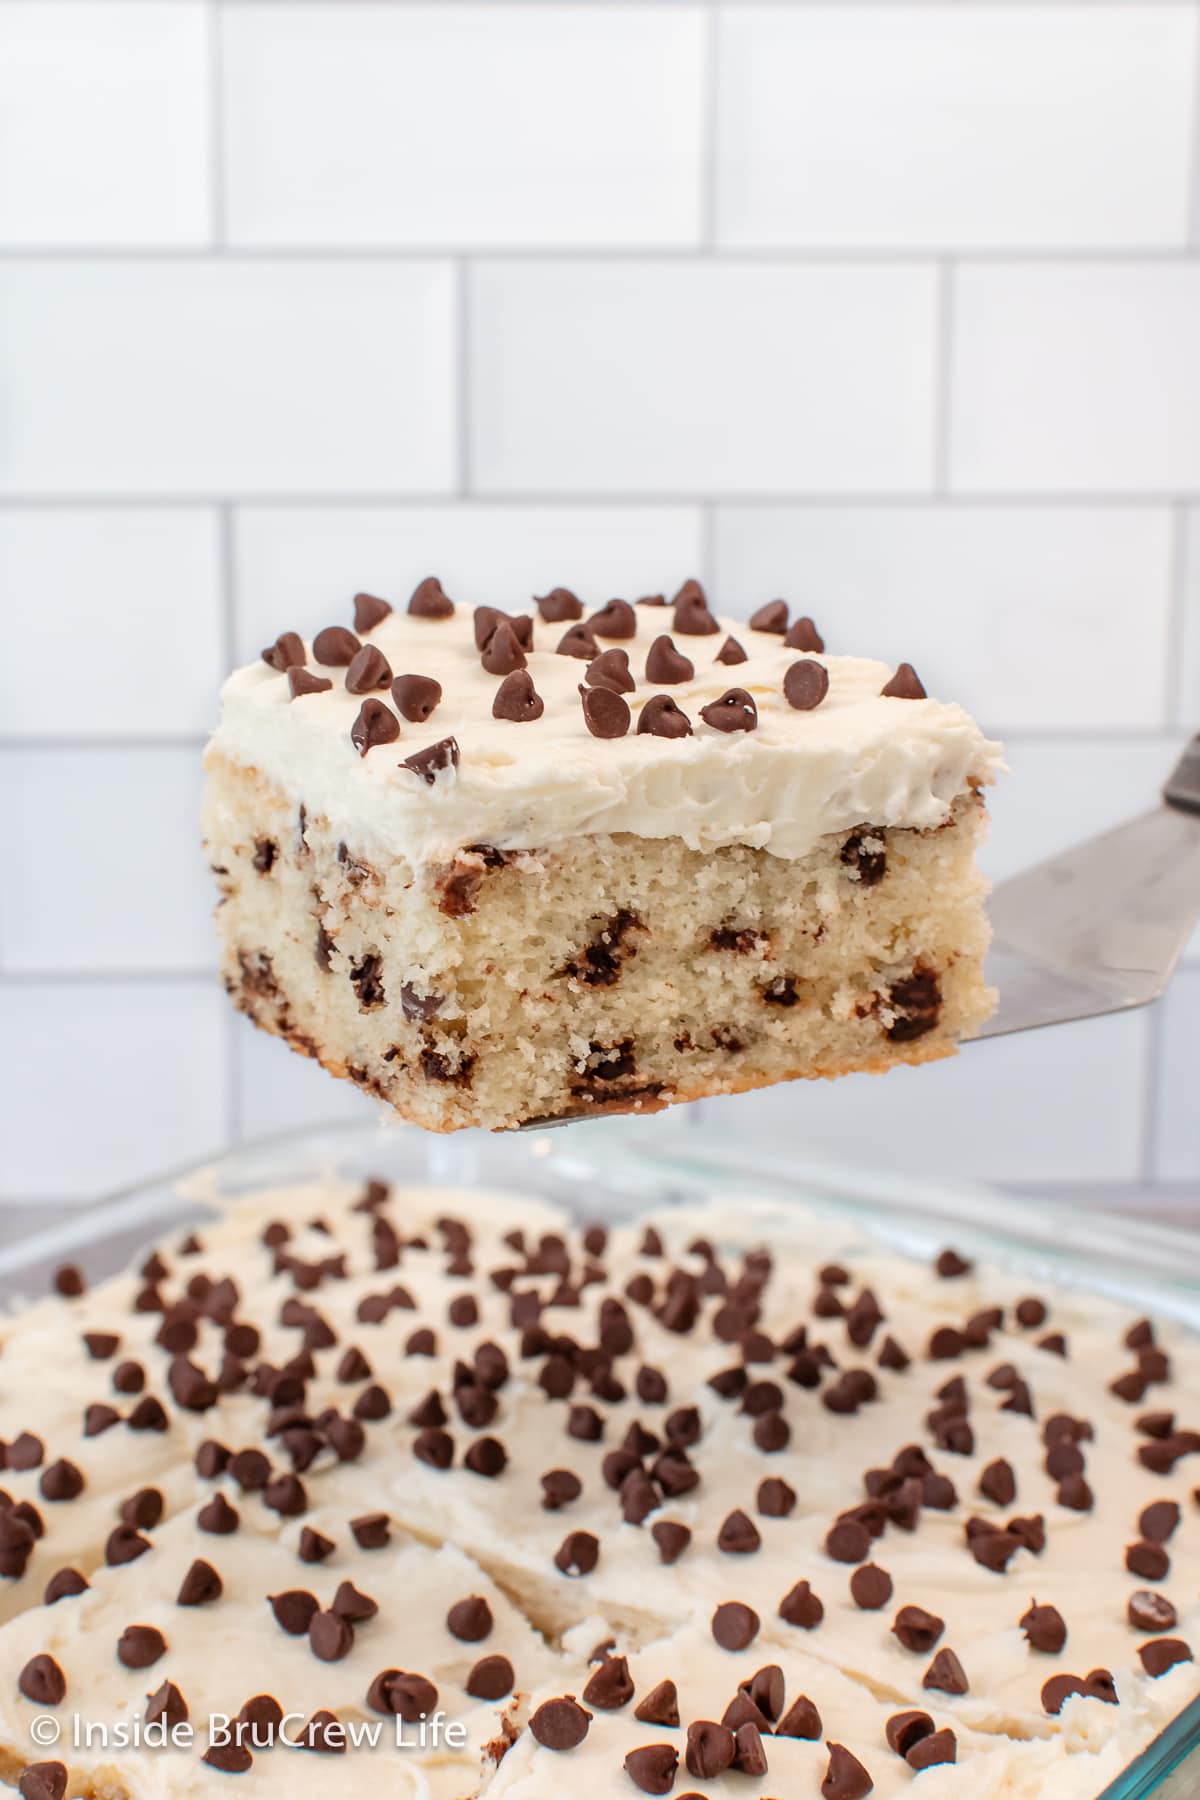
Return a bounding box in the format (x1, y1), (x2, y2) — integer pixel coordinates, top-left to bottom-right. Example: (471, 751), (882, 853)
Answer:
(1164, 734), (1200, 816)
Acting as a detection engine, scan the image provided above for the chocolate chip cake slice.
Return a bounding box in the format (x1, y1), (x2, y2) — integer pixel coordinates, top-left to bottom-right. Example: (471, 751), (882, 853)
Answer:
(203, 577), (1000, 1129)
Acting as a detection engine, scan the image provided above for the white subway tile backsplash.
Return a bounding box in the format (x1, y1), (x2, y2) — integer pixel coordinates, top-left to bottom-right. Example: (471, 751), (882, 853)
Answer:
(1154, 967), (1200, 1182)
(471, 261), (937, 494)
(0, 509), (223, 738)
(231, 503), (704, 663)
(951, 265), (1200, 494)
(234, 1015), (380, 1142)
(698, 1007), (1150, 1186)
(712, 505), (1172, 733)
(0, 3), (210, 246)
(0, 981), (227, 1200)
(717, 7), (1194, 252)
(223, 4), (704, 248)
(1181, 508), (1200, 728)
(0, 261), (456, 497)
(0, 749), (214, 973)
(981, 735), (1188, 887)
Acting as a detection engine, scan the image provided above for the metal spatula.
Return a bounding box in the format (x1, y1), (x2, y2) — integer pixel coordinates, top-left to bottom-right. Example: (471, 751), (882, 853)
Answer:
(976, 735), (1200, 1040)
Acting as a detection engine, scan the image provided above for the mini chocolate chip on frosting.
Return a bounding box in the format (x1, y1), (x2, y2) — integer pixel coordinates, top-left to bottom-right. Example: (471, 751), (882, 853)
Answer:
(637, 694), (693, 739)
(715, 634), (747, 666)
(882, 661), (928, 700)
(288, 667), (332, 700)
(345, 644), (392, 694)
(624, 1743), (679, 1794)
(580, 686), (631, 740)
(672, 578), (720, 636)
(402, 737), (459, 785)
(822, 1741), (873, 1800)
(712, 1600), (760, 1650)
(117, 1624), (166, 1669)
(909, 1727), (957, 1771)
(582, 1653), (634, 1710)
(893, 1605), (945, 1652)
(585, 648), (635, 694)
(492, 671), (544, 723)
(784, 615), (825, 652)
(391, 673), (443, 722)
(176, 1559), (222, 1607)
(446, 1595), (493, 1643)
(783, 658), (830, 712)
(19, 1654), (66, 1705)
(750, 600), (789, 634)
(481, 621), (528, 677)
(850, 1563), (893, 1609)
(885, 1709), (935, 1758)
(700, 688), (757, 733)
(312, 626), (360, 667)
(686, 1719), (736, 1779)
(466, 1653), (514, 1700)
(777, 1694), (822, 1739)
(554, 1530), (600, 1575)
(262, 631), (306, 672)
(1021, 1600), (1067, 1654)
(408, 575), (454, 618)
(588, 600), (637, 640)
(645, 636), (694, 685)
(635, 1680), (680, 1727)
(535, 587), (584, 622)
(353, 592), (393, 633)
(1129, 1590), (1178, 1632)
(529, 1695), (592, 1750)
(146, 1679), (188, 1729)
(651, 1520), (691, 1564)
(923, 1646), (968, 1694)
(556, 622), (598, 661)
(779, 1579), (824, 1629)
(17, 1763), (68, 1800)
(351, 698), (400, 757)
(1138, 1637), (1193, 1678)
(717, 1508), (761, 1554)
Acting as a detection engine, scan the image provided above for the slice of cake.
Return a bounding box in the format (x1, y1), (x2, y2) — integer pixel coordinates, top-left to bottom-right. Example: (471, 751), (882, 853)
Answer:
(202, 578), (1001, 1130)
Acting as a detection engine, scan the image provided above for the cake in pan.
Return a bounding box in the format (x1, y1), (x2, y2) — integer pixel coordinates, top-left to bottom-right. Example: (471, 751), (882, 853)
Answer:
(202, 577), (1000, 1131)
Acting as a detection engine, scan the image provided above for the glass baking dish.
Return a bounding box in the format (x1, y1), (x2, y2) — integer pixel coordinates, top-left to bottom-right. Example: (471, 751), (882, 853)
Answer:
(1, 1114), (1198, 1798)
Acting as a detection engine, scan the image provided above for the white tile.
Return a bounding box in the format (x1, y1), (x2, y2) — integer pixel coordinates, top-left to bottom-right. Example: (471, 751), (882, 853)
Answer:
(1181, 507), (1200, 728)
(0, 2), (210, 246)
(717, 7), (1194, 250)
(0, 509), (223, 736)
(698, 1008), (1149, 1186)
(231, 503), (704, 662)
(234, 1014), (380, 1142)
(0, 981), (227, 1200)
(471, 261), (937, 495)
(951, 265), (1200, 494)
(981, 735), (1188, 887)
(224, 4), (703, 247)
(0, 749), (215, 973)
(1155, 966), (1200, 1181)
(713, 504), (1172, 733)
(0, 261), (455, 496)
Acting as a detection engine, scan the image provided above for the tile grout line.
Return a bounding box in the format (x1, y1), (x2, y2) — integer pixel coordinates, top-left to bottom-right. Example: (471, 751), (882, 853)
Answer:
(456, 259), (472, 497)
(699, 5), (720, 251)
(1191, 0), (1200, 248)
(2, 246), (1200, 265)
(933, 260), (956, 493)
(207, 0), (228, 250)
(0, 493), (1196, 511)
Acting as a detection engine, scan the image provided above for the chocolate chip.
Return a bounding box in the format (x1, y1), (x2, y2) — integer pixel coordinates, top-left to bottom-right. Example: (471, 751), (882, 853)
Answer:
(53, 1263), (85, 1298)
(1140, 1500), (1180, 1543)
(331, 1582), (377, 1625)
(893, 1605), (945, 1653)
(1040, 1674), (1084, 1714)
(635, 1680), (680, 1727)
(83, 1332), (119, 1360)
(529, 1696), (592, 1750)
(712, 1600), (760, 1650)
(651, 1520), (691, 1564)
(146, 1680), (188, 1729)
(287, 666), (332, 698)
(580, 684), (630, 739)
(1138, 1637), (1192, 1678)
(850, 1563), (893, 1609)
(492, 670), (544, 722)
(715, 634), (747, 666)
(408, 576), (454, 618)
(586, 648), (636, 693)
(908, 1728), (957, 1772)
(783, 659), (829, 712)
(535, 588), (583, 622)
(779, 1579), (824, 1629)
(464, 1436), (506, 1477)
(309, 1609), (353, 1662)
(39, 1459), (84, 1502)
(106, 1525), (150, 1566)
(980, 1458), (1017, 1507)
(313, 626), (360, 667)
(263, 631), (306, 672)
(177, 1560), (222, 1607)
(822, 1742), (872, 1800)
(783, 613), (824, 651)
(757, 1476), (796, 1517)
(1129, 1590), (1178, 1632)
(17, 1765), (67, 1800)
(777, 1695), (822, 1739)
(482, 620), (528, 676)
(541, 1469), (582, 1511)
(881, 662), (927, 700)
(353, 592), (392, 633)
(885, 1710), (934, 1758)
(447, 1596), (493, 1643)
(700, 687), (757, 733)
(345, 644), (392, 693)
(1021, 1601), (1067, 1653)
(117, 1624), (166, 1669)
(589, 599), (637, 640)
(686, 1721), (735, 1780)
(556, 622), (598, 661)
(923, 1647), (968, 1694)
(750, 600), (788, 633)
(269, 1592), (317, 1643)
(466, 1653), (514, 1700)
(400, 732), (459, 783)
(624, 1744), (678, 1795)
(645, 636), (694, 684)
(18, 1655), (66, 1705)
(1127, 1540), (1170, 1580)
(350, 697), (400, 756)
(44, 1568), (88, 1605)
(203, 1742), (253, 1773)
(637, 693), (693, 737)
(717, 1508), (761, 1554)
(672, 579), (719, 636)
(825, 1519), (870, 1564)
(554, 1530), (599, 1575)
(583, 1655), (634, 1710)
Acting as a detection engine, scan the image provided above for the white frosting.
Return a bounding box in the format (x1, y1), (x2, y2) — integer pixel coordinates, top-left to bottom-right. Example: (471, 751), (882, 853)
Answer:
(207, 595), (1001, 863)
